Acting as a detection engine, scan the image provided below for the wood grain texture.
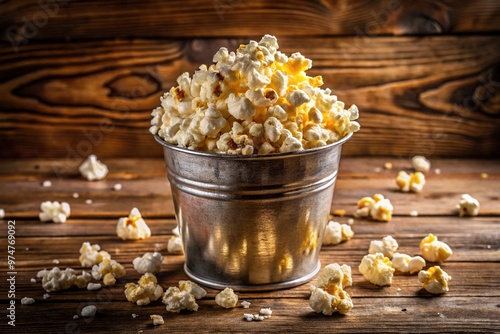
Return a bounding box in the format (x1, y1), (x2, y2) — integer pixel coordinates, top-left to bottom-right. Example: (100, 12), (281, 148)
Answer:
(1, 0), (499, 42)
(1, 36), (499, 158)
(0, 158), (499, 333)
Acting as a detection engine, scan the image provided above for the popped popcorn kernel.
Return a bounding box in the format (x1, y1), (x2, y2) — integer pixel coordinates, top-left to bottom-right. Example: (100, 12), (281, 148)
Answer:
(457, 194), (480, 217)
(259, 308), (272, 318)
(420, 234), (453, 262)
(418, 266), (451, 294)
(391, 253), (426, 274)
(309, 263), (353, 315)
(396, 171), (426, 193)
(368, 235), (399, 258)
(79, 155), (109, 181)
(39, 201), (71, 223)
(354, 194), (393, 222)
(358, 253), (394, 286)
(162, 280), (207, 313)
(133, 252), (163, 274)
(241, 300), (251, 309)
(412, 156), (431, 173)
(79, 242), (111, 268)
(150, 314), (164, 326)
(21, 297), (35, 305)
(91, 259), (126, 286)
(116, 208), (151, 240)
(37, 267), (91, 292)
(215, 287), (239, 308)
(81, 305), (97, 317)
(323, 221), (354, 245)
(167, 226), (183, 254)
(125, 273), (164, 306)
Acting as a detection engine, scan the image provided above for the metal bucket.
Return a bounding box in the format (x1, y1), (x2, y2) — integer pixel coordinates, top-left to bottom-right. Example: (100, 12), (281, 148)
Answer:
(155, 133), (352, 291)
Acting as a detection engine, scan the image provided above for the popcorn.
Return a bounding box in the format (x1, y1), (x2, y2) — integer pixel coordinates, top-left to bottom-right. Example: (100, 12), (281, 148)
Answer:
(37, 267), (91, 292)
(215, 287), (239, 308)
(354, 194), (393, 222)
(133, 252), (163, 274)
(412, 156), (431, 173)
(116, 208), (151, 240)
(113, 183), (122, 191)
(151, 35), (360, 154)
(124, 273), (164, 306)
(39, 201), (71, 223)
(358, 253), (395, 286)
(323, 221), (354, 245)
(259, 308), (273, 318)
(150, 314), (164, 326)
(0, 208), (4, 219)
(87, 282), (102, 291)
(395, 171), (426, 192)
(42, 180), (52, 187)
(162, 280), (207, 312)
(21, 297), (35, 305)
(309, 263), (353, 315)
(391, 253), (426, 274)
(91, 259), (126, 286)
(79, 242), (111, 268)
(167, 226), (183, 254)
(241, 300), (251, 309)
(418, 266), (451, 294)
(420, 234), (453, 262)
(457, 194), (480, 217)
(81, 305), (97, 317)
(243, 308), (273, 321)
(79, 155), (109, 181)
(368, 235), (399, 258)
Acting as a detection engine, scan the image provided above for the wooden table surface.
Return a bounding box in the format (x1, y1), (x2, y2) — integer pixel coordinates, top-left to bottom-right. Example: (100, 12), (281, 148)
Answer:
(1, 157), (499, 333)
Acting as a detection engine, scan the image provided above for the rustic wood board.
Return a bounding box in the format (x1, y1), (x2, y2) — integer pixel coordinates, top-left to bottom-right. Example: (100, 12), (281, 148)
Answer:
(0, 157), (499, 333)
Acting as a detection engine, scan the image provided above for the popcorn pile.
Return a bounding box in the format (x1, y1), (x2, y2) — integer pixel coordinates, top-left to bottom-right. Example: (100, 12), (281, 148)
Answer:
(150, 35), (360, 154)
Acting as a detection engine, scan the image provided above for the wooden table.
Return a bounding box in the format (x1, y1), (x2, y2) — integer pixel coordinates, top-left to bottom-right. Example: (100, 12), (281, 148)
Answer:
(1, 157), (499, 333)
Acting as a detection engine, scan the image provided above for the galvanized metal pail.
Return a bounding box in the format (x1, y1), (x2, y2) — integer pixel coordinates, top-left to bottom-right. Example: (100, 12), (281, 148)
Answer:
(155, 133), (351, 291)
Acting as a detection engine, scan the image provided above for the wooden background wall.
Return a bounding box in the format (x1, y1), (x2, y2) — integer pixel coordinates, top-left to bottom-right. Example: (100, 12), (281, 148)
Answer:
(1, 0), (499, 159)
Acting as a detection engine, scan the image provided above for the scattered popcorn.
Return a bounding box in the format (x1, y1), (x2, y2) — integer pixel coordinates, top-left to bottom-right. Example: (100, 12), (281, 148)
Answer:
(323, 221), (354, 245)
(347, 218), (354, 225)
(125, 273), (164, 306)
(37, 267), (91, 292)
(116, 208), (151, 240)
(368, 235), (399, 258)
(39, 201), (71, 223)
(30, 278), (36, 283)
(358, 253), (395, 286)
(113, 183), (122, 191)
(52, 259), (60, 265)
(409, 210), (419, 217)
(132, 313), (139, 318)
(150, 35), (360, 154)
(162, 280), (207, 313)
(85, 199), (93, 205)
(418, 266), (451, 294)
(244, 313), (264, 321)
(480, 173), (488, 179)
(396, 171), (426, 192)
(309, 263), (353, 315)
(457, 194), (480, 217)
(434, 168), (441, 175)
(241, 300), (251, 309)
(21, 297), (35, 305)
(167, 226), (183, 254)
(332, 209), (346, 217)
(42, 180), (52, 187)
(81, 305), (97, 317)
(79, 155), (109, 181)
(259, 308), (272, 318)
(412, 156), (431, 173)
(384, 162), (393, 170)
(79, 242), (111, 268)
(0, 208), (4, 219)
(150, 314), (164, 326)
(133, 252), (163, 274)
(72, 192), (80, 199)
(43, 293), (50, 299)
(391, 253), (426, 274)
(420, 234), (453, 262)
(87, 282), (102, 291)
(91, 259), (126, 286)
(354, 194), (393, 222)
(215, 287), (239, 308)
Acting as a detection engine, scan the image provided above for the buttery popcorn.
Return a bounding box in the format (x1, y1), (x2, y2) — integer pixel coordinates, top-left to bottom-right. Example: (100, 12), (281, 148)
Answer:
(150, 314), (165, 326)
(162, 280), (207, 313)
(37, 267), (91, 292)
(396, 171), (426, 192)
(412, 156), (431, 173)
(91, 259), (126, 286)
(124, 273), (164, 306)
(420, 234), (453, 262)
(323, 221), (354, 245)
(79, 242), (111, 268)
(457, 194), (480, 217)
(368, 235), (399, 258)
(133, 252), (164, 274)
(354, 194), (393, 222)
(116, 208), (151, 240)
(418, 266), (451, 294)
(391, 253), (426, 274)
(358, 253), (395, 286)
(215, 287), (239, 308)
(167, 226), (183, 254)
(150, 35), (360, 154)
(309, 263), (353, 315)
(79, 155), (109, 181)
(39, 201), (71, 223)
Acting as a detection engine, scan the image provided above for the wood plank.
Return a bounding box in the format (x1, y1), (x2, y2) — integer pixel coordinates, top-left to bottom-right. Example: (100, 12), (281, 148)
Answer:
(1, 35), (500, 159)
(1, 0), (499, 42)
